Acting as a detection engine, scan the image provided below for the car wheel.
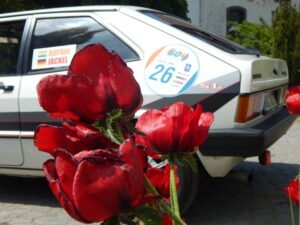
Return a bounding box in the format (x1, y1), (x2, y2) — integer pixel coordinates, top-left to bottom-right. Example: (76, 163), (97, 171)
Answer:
(149, 155), (205, 214)
(177, 156), (202, 214)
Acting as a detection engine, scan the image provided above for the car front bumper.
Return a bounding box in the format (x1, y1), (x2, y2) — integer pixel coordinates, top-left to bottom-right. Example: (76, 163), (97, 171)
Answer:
(200, 107), (297, 157)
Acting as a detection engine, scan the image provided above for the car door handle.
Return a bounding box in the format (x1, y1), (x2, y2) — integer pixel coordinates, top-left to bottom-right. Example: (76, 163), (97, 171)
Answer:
(0, 82), (14, 92)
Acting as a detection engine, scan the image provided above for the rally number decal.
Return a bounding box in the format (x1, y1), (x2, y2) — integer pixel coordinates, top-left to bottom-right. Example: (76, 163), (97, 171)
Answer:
(145, 45), (199, 97)
(149, 65), (175, 83)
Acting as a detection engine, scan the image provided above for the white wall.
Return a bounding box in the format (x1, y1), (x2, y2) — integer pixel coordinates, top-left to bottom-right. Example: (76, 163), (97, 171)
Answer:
(187, 0), (299, 37)
(187, 0), (201, 26)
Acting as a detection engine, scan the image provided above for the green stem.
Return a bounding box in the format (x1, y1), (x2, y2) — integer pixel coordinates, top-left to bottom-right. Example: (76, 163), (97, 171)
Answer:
(288, 189), (296, 225)
(160, 201), (186, 225)
(298, 176), (300, 225)
(107, 121), (124, 145)
(144, 175), (159, 196)
(144, 175), (186, 225)
(169, 156), (181, 220)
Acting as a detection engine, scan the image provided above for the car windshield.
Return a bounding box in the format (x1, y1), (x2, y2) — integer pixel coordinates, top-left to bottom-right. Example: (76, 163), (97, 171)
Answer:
(140, 10), (257, 55)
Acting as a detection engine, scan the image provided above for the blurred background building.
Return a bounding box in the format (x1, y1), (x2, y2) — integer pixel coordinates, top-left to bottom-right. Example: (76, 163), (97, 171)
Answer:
(187, 0), (300, 36)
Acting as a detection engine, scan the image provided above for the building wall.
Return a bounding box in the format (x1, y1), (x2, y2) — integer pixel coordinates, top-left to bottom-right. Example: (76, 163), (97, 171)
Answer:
(187, 0), (300, 37)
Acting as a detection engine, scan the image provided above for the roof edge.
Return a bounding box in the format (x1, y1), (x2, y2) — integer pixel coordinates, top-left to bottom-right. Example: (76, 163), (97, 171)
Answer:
(0, 5), (126, 18)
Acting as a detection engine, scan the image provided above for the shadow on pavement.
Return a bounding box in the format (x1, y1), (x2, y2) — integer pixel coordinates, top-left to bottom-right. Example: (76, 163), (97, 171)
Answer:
(184, 161), (299, 225)
(0, 175), (59, 207)
(0, 160), (298, 225)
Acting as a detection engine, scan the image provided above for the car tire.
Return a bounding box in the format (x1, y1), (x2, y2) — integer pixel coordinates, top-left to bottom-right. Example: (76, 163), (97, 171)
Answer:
(177, 156), (208, 214)
(148, 155), (208, 214)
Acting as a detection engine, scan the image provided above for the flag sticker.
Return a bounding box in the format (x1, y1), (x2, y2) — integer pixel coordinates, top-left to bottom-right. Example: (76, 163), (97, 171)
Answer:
(37, 50), (47, 66)
(32, 45), (77, 70)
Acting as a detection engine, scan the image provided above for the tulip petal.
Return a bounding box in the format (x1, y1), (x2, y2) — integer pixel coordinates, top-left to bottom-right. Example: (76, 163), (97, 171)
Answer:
(37, 44), (142, 121)
(37, 75), (103, 122)
(72, 142), (146, 222)
(284, 178), (300, 205)
(34, 125), (66, 155)
(180, 104), (203, 152)
(286, 86), (300, 115)
(34, 123), (115, 156)
(136, 110), (174, 154)
(43, 160), (87, 223)
(119, 140), (146, 202)
(69, 44), (142, 116)
(54, 150), (78, 204)
(168, 102), (200, 152)
(109, 54), (143, 116)
(196, 112), (214, 146)
(164, 102), (190, 149)
(68, 44), (123, 114)
(62, 121), (117, 151)
(136, 102), (213, 154)
(73, 159), (129, 222)
(69, 44), (111, 85)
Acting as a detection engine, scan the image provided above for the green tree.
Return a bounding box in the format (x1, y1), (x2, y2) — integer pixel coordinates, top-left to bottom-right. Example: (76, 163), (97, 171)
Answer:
(291, 7), (300, 84)
(272, 0), (300, 85)
(0, 0), (26, 13)
(227, 18), (273, 56)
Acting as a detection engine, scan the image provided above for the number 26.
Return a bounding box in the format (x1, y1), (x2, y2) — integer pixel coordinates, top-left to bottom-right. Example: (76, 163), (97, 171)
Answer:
(149, 64), (175, 83)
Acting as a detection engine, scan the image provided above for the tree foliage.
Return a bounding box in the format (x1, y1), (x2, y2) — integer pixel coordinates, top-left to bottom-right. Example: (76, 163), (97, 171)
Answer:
(0, 0), (189, 20)
(0, 0), (26, 12)
(227, 19), (273, 56)
(227, 0), (300, 85)
(272, 0), (300, 85)
(293, 11), (300, 85)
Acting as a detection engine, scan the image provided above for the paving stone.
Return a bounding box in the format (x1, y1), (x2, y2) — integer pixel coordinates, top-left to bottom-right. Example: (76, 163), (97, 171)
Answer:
(185, 121), (300, 225)
(0, 122), (299, 225)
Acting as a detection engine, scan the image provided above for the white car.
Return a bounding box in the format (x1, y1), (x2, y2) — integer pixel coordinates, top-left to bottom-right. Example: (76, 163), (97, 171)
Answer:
(0, 5), (296, 211)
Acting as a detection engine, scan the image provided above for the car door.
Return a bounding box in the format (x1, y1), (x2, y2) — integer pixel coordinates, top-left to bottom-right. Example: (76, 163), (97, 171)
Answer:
(0, 19), (28, 165)
(19, 12), (141, 168)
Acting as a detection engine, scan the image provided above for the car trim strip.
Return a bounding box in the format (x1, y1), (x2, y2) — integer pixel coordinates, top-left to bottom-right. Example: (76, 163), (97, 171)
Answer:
(142, 82), (240, 112)
(0, 81), (240, 134)
(0, 111), (60, 135)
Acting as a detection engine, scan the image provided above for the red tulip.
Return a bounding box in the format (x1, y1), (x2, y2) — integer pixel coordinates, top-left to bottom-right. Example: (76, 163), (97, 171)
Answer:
(37, 44), (143, 122)
(135, 102), (214, 154)
(162, 214), (187, 225)
(34, 121), (116, 155)
(146, 165), (179, 198)
(43, 139), (146, 223)
(162, 215), (173, 225)
(285, 86), (300, 115)
(284, 177), (300, 205)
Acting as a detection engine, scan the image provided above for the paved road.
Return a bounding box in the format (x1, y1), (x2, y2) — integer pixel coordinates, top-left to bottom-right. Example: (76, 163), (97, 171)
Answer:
(0, 122), (299, 225)
(186, 120), (300, 225)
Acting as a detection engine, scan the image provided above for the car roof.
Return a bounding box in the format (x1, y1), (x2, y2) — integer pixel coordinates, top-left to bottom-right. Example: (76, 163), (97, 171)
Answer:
(0, 5), (154, 18)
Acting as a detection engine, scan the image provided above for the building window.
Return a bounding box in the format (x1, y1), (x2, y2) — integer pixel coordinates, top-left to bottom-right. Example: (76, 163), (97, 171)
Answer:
(227, 6), (247, 33)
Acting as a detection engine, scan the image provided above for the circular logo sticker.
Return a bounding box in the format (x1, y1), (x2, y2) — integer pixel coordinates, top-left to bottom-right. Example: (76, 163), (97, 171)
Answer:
(145, 45), (200, 97)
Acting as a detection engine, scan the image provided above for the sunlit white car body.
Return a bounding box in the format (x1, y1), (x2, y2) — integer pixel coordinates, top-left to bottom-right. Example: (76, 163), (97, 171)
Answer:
(0, 6), (296, 177)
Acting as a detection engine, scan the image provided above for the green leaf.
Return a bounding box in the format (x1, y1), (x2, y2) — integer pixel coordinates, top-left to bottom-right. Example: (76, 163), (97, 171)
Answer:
(126, 121), (145, 136)
(108, 109), (123, 122)
(102, 216), (121, 225)
(134, 205), (163, 225)
(183, 154), (198, 174)
(173, 154), (185, 167)
(172, 153), (198, 174)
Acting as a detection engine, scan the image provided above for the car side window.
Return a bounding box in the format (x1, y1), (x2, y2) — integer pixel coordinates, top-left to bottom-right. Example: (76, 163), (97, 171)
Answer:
(0, 21), (25, 76)
(28, 16), (138, 73)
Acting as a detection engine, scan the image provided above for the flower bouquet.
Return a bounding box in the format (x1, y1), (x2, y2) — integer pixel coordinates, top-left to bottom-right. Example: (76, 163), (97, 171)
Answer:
(34, 44), (214, 225)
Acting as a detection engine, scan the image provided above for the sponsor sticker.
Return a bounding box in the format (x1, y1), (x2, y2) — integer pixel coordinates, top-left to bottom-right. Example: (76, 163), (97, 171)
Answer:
(145, 45), (200, 97)
(31, 44), (77, 70)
